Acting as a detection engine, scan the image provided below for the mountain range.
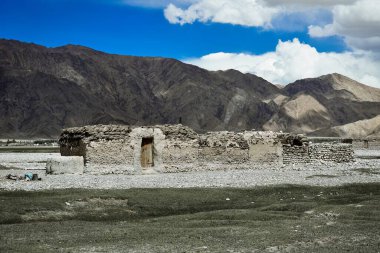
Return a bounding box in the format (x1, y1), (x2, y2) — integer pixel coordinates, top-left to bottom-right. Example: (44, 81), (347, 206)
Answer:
(1, 39), (379, 138)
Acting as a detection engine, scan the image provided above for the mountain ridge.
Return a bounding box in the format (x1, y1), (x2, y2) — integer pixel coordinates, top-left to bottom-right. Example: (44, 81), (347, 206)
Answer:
(0, 39), (379, 138)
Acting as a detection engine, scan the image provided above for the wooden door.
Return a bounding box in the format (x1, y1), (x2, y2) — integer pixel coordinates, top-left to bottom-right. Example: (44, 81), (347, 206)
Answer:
(141, 137), (154, 168)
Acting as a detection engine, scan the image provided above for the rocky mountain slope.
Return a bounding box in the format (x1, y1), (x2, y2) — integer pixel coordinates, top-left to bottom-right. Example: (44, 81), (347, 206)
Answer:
(312, 115), (380, 138)
(0, 39), (379, 138)
(264, 74), (380, 135)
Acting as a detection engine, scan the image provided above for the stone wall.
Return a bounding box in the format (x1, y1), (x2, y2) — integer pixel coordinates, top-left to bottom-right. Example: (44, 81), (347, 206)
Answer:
(309, 143), (354, 163)
(283, 145), (310, 164)
(283, 142), (354, 164)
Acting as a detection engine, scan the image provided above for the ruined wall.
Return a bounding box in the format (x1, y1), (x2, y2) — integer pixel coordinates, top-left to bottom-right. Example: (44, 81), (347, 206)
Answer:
(148, 125), (198, 173)
(83, 126), (168, 174)
(160, 139), (199, 172)
(60, 125), (136, 174)
(196, 131), (283, 170)
(197, 131), (249, 170)
(59, 124), (355, 174)
(352, 139), (380, 150)
(309, 143), (354, 163)
(246, 131), (283, 165)
(283, 143), (354, 164)
(60, 124), (200, 174)
(85, 139), (136, 174)
(283, 145), (310, 164)
(59, 129), (87, 158)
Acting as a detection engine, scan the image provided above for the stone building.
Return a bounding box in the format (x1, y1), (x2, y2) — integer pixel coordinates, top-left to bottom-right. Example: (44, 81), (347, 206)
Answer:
(57, 124), (354, 174)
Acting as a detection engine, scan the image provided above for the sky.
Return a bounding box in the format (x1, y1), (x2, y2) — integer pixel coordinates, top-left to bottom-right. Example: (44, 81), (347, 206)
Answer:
(1, 0), (380, 87)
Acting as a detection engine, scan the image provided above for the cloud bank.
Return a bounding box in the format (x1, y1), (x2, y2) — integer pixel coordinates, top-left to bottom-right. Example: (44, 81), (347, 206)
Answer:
(308, 0), (380, 51)
(185, 39), (380, 88)
(165, 0), (380, 52)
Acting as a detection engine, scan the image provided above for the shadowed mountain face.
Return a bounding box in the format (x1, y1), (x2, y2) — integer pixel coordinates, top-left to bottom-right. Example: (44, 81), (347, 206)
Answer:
(0, 39), (281, 138)
(1, 39), (380, 138)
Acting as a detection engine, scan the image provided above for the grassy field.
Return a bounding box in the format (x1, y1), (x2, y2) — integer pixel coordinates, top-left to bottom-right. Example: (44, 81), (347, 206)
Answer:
(1, 184), (379, 252)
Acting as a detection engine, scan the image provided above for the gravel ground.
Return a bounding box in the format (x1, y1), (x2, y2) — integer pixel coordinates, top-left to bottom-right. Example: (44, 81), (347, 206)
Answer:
(0, 151), (379, 191)
(0, 153), (60, 170)
(355, 149), (380, 157)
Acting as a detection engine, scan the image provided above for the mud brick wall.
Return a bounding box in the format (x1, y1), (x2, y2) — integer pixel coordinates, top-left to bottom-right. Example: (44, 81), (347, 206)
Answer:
(198, 131), (250, 166)
(160, 139), (199, 172)
(247, 131), (283, 165)
(60, 139), (86, 157)
(60, 124), (201, 174)
(283, 145), (310, 164)
(59, 124), (354, 174)
(309, 143), (354, 163)
(84, 139), (136, 174)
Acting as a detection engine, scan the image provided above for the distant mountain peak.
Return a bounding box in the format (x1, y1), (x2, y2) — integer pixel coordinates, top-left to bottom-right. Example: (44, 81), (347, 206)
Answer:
(285, 73), (380, 102)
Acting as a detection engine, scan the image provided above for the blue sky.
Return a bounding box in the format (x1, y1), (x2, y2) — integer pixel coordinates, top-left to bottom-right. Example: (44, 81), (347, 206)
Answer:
(0, 0), (379, 87)
(0, 0), (345, 58)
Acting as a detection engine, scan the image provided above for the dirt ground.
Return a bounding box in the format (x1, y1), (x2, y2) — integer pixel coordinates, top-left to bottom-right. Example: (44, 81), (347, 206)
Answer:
(1, 184), (379, 252)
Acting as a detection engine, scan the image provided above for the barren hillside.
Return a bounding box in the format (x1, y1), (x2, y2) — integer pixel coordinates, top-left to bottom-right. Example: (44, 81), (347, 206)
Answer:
(312, 115), (380, 138)
(1, 39), (379, 138)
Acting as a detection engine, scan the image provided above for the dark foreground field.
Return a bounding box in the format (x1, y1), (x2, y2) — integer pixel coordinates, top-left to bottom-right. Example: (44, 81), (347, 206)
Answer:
(1, 184), (379, 252)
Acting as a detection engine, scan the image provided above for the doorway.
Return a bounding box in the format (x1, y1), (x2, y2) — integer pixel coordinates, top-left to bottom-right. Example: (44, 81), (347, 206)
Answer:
(141, 137), (154, 168)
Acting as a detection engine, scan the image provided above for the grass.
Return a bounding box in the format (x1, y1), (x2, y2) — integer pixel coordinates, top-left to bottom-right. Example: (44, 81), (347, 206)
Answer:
(0, 184), (379, 252)
(306, 174), (339, 179)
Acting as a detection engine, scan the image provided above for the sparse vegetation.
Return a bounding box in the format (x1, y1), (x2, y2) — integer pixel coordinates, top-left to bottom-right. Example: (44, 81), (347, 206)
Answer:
(353, 168), (380, 175)
(0, 146), (59, 153)
(306, 174), (339, 179)
(1, 184), (379, 252)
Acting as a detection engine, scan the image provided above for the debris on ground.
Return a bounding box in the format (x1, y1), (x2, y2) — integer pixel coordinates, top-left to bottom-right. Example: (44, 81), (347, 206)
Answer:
(6, 174), (23, 180)
(5, 173), (41, 181)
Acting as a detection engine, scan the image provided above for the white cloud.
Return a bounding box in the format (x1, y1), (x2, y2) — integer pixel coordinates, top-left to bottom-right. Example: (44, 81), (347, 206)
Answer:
(164, 0), (279, 27)
(184, 38), (380, 88)
(163, 0), (356, 28)
(265, 0), (358, 7)
(308, 24), (335, 37)
(308, 0), (380, 51)
(165, 0), (379, 52)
